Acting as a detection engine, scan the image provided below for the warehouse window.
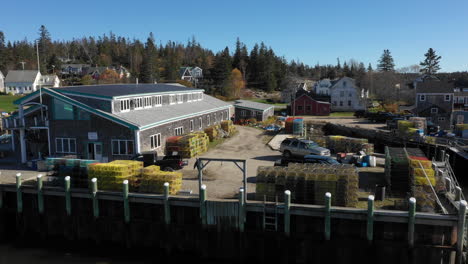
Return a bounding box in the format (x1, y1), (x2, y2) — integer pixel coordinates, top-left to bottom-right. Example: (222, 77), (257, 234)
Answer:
(134, 97), (143, 109)
(241, 110), (246, 117)
(150, 134), (161, 149)
(214, 113), (217, 123)
(190, 120), (194, 131)
(175, 127), (184, 136)
(199, 117), (203, 129)
(120, 99), (130, 112)
(169, 94), (176, 105)
(144, 96), (152, 108)
(187, 93), (192, 102)
(297, 106), (303, 110)
(56, 138), (76, 153)
(53, 98), (74, 120)
(445, 95), (451, 102)
(431, 108), (438, 113)
(419, 95), (426, 101)
(112, 140), (134, 155)
(177, 94), (183, 104)
(154, 95), (162, 106)
(306, 106), (311, 111)
(438, 117), (445, 121)
(207, 115), (211, 125)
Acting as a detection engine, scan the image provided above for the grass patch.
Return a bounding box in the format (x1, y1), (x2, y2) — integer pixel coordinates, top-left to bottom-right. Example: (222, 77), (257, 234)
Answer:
(0, 95), (21, 113)
(330, 112), (355, 117)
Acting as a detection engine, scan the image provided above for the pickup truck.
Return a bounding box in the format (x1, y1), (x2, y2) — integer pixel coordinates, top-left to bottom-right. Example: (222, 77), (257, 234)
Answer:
(274, 155), (340, 167)
(133, 152), (188, 171)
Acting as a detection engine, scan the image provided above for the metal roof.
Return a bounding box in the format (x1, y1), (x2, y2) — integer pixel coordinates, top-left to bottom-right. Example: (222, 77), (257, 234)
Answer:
(5, 70), (39, 83)
(56, 83), (202, 98)
(115, 94), (231, 129)
(233, 100), (274, 111)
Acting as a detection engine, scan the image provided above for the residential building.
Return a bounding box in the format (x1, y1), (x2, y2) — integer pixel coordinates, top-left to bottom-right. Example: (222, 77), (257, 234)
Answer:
(4, 70), (41, 94)
(414, 80), (454, 130)
(313, 79), (334, 96)
(281, 81), (309, 103)
(39, 74), (61, 88)
(60, 64), (91, 75)
(232, 100), (274, 122)
(0, 71), (4, 93)
(329, 77), (366, 112)
(291, 93), (330, 116)
(3, 83), (231, 163)
(454, 88), (468, 111)
(179, 67), (203, 84)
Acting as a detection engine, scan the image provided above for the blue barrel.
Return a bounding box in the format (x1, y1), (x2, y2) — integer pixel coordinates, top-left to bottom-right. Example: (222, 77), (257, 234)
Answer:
(293, 118), (303, 135)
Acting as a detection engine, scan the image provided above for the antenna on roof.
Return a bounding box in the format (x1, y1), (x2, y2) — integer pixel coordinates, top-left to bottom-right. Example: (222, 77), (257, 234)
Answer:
(19, 61), (26, 70)
(36, 40), (40, 73)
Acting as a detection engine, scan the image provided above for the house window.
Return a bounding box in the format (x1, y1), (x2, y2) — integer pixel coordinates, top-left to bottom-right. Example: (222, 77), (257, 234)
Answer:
(431, 108), (438, 113)
(419, 95), (426, 101)
(438, 117), (445, 122)
(154, 95), (162, 106)
(306, 106), (311, 111)
(190, 120), (194, 131)
(348, 93), (352, 97)
(56, 138), (76, 153)
(297, 106), (303, 110)
(150, 134), (161, 149)
(112, 140), (134, 155)
(348, 101), (352, 106)
(333, 101), (337, 106)
(445, 95), (451, 102)
(169, 94), (176, 105)
(207, 115), (211, 125)
(340, 91), (344, 97)
(199, 117), (203, 129)
(339, 101), (343, 106)
(144, 96), (152, 108)
(343, 81), (347, 87)
(134, 97), (143, 109)
(120, 99), (130, 112)
(175, 127), (184, 136)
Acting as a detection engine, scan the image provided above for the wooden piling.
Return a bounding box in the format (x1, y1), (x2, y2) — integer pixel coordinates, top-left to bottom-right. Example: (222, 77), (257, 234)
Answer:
(37, 174), (44, 214)
(91, 178), (99, 218)
(200, 184), (207, 226)
(408, 197), (416, 248)
(238, 188), (245, 232)
(445, 177), (452, 193)
(16, 173), (22, 213)
(455, 187), (462, 202)
(456, 200), (467, 264)
(64, 176), (71, 216)
(164, 182), (170, 225)
(284, 190), (291, 236)
(123, 180), (130, 223)
(324, 192), (331, 241)
(367, 195), (374, 243)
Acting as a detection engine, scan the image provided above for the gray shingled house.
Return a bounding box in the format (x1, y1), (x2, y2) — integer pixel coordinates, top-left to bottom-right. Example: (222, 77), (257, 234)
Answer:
(232, 100), (275, 122)
(414, 80), (454, 130)
(3, 83), (231, 163)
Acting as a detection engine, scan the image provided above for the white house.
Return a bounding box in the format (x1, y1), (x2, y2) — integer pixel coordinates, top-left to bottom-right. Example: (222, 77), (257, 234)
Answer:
(39, 74), (61, 88)
(4, 70), (41, 94)
(329, 77), (366, 111)
(313, 79), (333, 96)
(179, 66), (203, 82)
(281, 81), (310, 103)
(0, 71), (4, 93)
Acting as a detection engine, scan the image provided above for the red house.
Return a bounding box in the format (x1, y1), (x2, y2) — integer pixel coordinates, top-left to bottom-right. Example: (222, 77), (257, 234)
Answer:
(291, 94), (331, 116)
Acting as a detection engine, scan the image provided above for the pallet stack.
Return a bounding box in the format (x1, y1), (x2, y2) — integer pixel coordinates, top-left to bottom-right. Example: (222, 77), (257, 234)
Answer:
(204, 124), (222, 142)
(407, 148), (436, 212)
(256, 164), (358, 207)
(139, 165), (182, 194)
(385, 147), (411, 195)
(87, 161), (141, 191)
(326, 135), (374, 154)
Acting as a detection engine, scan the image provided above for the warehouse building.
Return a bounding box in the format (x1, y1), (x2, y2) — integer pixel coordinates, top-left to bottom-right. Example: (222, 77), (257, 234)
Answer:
(3, 83), (232, 163)
(232, 100), (275, 122)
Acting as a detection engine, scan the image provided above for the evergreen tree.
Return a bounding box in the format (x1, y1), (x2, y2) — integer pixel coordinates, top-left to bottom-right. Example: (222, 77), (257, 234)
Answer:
(37, 25), (52, 73)
(0, 31), (7, 72)
(367, 63), (373, 72)
(232, 38), (248, 80)
(140, 33), (159, 83)
(211, 47), (232, 95)
(377, 49), (395, 72)
(342, 62), (350, 77)
(419, 48), (441, 75)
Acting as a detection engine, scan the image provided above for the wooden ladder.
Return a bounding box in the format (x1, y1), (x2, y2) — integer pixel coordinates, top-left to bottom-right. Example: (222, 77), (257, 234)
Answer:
(263, 195), (278, 231)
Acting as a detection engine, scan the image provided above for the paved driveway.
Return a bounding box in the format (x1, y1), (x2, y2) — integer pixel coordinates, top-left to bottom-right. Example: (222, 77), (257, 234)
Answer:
(180, 126), (281, 199)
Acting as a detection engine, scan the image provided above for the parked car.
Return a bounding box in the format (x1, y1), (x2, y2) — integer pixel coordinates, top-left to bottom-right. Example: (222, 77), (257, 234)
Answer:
(133, 152), (188, 171)
(367, 112), (398, 123)
(279, 138), (330, 158)
(354, 110), (366, 118)
(274, 155), (339, 167)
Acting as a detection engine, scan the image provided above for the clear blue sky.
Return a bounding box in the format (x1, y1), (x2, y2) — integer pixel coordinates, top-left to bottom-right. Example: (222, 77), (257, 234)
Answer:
(1, 0), (467, 72)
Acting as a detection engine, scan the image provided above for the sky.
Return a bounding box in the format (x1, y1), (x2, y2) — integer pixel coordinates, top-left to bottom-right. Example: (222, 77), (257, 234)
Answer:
(1, 0), (467, 72)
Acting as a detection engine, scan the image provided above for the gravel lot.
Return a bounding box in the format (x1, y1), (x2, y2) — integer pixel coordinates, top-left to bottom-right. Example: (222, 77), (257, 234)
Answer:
(180, 126), (280, 199)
